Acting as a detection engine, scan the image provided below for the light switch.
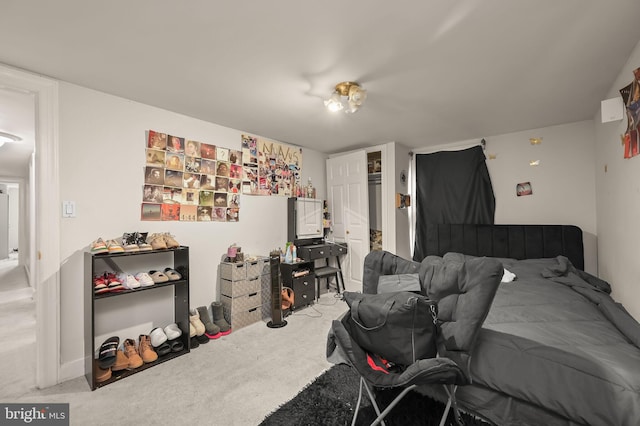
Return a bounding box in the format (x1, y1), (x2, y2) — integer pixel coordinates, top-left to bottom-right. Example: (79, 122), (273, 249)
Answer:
(62, 201), (76, 218)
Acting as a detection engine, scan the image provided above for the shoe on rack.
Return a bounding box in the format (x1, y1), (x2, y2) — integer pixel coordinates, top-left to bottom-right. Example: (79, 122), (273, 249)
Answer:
(169, 340), (184, 352)
(149, 327), (168, 347)
(138, 335), (158, 363)
(116, 272), (140, 290)
(98, 336), (119, 369)
(90, 238), (109, 255)
(135, 232), (153, 251)
(189, 322), (196, 338)
(93, 275), (110, 295)
(164, 267), (182, 281)
(95, 364), (111, 383)
(112, 349), (129, 371)
(121, 233), (140, 252)
(189, 308), (206, 336)
(123, 338), (143, 369)
(155, 342), (171, 357)
(106, 239), (125, 254)
(148, 233), (168, 250)
(197, 306), (221, 339)
(104, 273), (125, 292)
(134, 272), (155, 287)
(149, 270), (170, 283)
(164, 323), (182, 341)
(211, 301), (231, 335)
(162, 233), (180, 249)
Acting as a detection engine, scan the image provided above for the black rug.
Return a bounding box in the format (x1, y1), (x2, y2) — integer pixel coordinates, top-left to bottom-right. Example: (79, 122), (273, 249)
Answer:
(259, 364), (491, 426)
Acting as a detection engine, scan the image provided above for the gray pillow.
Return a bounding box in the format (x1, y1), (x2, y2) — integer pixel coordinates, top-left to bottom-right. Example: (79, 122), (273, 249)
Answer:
(377, 273), (421, 294)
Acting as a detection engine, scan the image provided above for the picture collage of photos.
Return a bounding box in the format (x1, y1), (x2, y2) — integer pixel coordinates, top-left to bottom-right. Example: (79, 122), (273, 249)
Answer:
(142, 130), (242, 222)
(241, 134), (302, 196)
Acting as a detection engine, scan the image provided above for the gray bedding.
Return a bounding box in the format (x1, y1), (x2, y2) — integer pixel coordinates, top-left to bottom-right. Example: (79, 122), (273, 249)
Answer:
(455, 256), (640, 425)
(336, 251), (640, 425)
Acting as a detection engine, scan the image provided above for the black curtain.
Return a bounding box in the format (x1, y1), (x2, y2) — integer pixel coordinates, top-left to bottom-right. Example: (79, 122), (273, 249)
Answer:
(413, 145), (495, 261)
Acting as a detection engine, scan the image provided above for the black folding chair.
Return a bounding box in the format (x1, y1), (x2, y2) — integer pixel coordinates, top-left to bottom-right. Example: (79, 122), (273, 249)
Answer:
(329, 252), (502, 426)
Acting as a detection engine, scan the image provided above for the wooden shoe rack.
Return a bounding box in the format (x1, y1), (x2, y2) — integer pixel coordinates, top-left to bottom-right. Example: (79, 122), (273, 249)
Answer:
(84, 246), (190, 390)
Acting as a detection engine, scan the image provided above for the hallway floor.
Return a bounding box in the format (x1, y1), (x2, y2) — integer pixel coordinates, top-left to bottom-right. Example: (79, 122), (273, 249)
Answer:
(0, 253), (36, 400)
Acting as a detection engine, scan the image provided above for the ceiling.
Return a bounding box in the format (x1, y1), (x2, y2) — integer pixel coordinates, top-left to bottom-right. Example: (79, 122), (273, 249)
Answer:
(1, 1), (640, 160)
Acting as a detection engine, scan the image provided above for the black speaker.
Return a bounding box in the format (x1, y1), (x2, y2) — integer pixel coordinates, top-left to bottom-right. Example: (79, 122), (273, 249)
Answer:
(267, 250), (287, 328)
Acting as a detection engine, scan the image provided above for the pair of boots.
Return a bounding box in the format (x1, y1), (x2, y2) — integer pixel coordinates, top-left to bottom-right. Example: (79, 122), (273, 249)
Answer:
(192, 302), (231, 342)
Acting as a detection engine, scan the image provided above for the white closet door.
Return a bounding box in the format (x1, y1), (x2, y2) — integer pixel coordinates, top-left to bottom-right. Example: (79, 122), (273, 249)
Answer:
(326, 151), (369, 291)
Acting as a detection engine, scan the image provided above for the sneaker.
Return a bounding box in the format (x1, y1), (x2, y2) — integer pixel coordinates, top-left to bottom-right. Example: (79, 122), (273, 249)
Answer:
(148, 233), (167, 250)
(123, 338), (143, 369)
(135, 232), (153, 251)
(121, 233), (140, 252)
(116, 272), (140, 290)
(90, 238), (108, 255)
(106, 239), (125, 254)
(105, 273), (125, 292)
(134, 272), (155, 287)
(138, 335), (158, 363)
(162, 233), (180, 249)
(93, 275), (110, 294)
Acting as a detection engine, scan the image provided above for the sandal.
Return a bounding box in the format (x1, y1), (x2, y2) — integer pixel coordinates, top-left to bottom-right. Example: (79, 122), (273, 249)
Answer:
(164, 267), (182, 281)
(155, 342), (171, 357)
(95, 363), (112, 383)
(149, 270), (169, 283)
(169, 339), (184, 352)
(98, 336), (120, 369)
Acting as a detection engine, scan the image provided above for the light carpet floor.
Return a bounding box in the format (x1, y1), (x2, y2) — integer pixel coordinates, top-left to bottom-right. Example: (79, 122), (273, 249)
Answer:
(0, 255), (36, 401)
(5, 293), (348, 426)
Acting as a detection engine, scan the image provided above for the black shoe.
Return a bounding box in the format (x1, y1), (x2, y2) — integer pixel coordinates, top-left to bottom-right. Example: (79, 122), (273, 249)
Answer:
(190, 336), (200, 349)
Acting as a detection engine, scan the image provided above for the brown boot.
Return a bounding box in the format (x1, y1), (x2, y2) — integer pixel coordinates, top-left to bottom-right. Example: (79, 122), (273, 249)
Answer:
(138, 335), (158, 363)
(111, 349), (129, 371)
(123, 338), (143, 369)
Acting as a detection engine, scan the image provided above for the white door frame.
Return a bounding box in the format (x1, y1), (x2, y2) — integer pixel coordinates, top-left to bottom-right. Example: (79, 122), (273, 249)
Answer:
(0, 64), (60, 388)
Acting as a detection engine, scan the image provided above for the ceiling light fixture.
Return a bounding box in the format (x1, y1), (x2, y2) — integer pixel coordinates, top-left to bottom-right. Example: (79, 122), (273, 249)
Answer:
(324, 81), (367, 114)
(0, 131), (22, 148)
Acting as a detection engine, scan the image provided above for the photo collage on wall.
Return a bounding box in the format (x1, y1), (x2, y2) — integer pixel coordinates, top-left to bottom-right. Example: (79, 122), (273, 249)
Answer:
(241, 134), (302, 196)
(141, 130), (241, 222)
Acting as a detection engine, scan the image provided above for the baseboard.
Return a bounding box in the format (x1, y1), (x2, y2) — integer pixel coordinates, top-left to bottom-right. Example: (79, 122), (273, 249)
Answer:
(58, 357), (85, 383)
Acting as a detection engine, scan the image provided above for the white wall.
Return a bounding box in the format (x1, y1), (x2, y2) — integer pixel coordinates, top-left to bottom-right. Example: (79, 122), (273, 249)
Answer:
(483, 120), (598, 274)
(394, 143), (412, 259)
(484, 121), (596, 233)
(58, 82), (327, 378)
(594, 39), (640, 321)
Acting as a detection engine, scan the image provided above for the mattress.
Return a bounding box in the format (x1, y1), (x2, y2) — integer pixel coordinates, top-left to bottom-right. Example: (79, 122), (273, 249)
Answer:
(424, 256), (640, 426)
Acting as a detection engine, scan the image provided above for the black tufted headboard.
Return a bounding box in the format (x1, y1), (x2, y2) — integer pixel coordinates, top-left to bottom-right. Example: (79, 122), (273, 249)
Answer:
(421, 224), (584, 270)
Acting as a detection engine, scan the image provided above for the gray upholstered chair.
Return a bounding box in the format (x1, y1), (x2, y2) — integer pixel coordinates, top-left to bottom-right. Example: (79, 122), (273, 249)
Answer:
(329, 251), (502, 426)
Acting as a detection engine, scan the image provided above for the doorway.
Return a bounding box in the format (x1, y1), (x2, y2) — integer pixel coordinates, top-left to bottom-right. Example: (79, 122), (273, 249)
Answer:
(0, 64), (60, 388)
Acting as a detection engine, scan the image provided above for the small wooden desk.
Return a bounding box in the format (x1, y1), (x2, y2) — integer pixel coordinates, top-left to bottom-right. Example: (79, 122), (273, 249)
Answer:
(297, 242), (347, 298)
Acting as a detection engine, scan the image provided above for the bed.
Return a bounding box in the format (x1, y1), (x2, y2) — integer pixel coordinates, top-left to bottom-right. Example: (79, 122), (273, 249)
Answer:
(409, 224), (640, 425)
